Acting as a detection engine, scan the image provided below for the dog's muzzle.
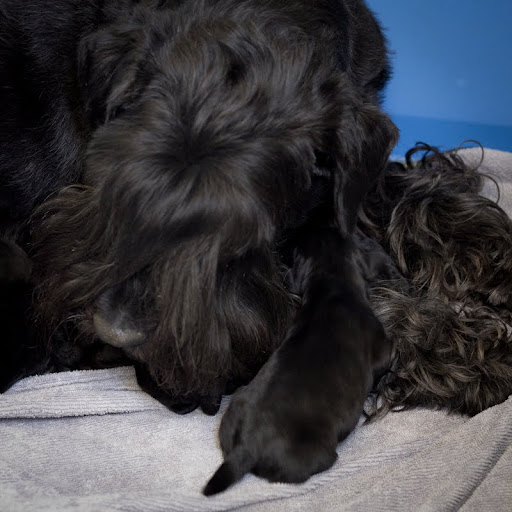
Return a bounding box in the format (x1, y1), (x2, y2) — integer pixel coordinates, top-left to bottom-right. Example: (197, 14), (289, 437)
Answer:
(93, 312), (147, 348)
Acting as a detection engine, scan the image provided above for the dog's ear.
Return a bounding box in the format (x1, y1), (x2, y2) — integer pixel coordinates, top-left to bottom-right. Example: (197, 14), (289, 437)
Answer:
(334, 104), (398, 234)
(77, 23), (151, 126)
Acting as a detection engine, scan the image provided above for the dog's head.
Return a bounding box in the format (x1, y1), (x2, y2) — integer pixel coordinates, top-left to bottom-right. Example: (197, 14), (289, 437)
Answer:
(31, 4), (397, 398)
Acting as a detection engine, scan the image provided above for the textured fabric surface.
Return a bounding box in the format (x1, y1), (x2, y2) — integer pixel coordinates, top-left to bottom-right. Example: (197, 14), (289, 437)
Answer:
(1, 367), (511, 512)
(460, 147), (512, 218)
(1, 148), (511, 511)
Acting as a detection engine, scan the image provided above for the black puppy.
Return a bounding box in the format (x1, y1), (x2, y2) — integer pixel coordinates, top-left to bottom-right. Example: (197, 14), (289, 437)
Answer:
(0, 0), (397, 487)
(205, 189), (395, 494)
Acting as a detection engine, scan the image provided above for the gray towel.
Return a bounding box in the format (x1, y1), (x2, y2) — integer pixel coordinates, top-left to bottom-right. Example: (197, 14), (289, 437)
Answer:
(1, 148), (512, 512)
(1, 367), (511, 512)
(460, 147), (512, 218)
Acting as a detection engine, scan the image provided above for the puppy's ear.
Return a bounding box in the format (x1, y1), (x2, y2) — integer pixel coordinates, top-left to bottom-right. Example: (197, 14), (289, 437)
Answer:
(77, 23), (151, 126)
(334, 103), (398, 234)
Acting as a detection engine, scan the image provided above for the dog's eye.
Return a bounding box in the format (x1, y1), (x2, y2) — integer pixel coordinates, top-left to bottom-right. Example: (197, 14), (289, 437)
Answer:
(314, 150), (335, 173)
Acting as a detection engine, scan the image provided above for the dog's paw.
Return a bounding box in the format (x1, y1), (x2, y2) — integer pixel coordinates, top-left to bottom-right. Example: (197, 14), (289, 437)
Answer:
(164, 392), (222, 415)
(134, 363), (223, 415)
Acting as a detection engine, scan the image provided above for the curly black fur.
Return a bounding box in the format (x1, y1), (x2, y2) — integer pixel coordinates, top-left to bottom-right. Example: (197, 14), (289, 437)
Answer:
(361, 144), (512, 416)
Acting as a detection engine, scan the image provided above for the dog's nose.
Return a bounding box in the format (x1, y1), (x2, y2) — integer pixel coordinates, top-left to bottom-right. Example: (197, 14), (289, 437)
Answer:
(93, 312), (146, 348)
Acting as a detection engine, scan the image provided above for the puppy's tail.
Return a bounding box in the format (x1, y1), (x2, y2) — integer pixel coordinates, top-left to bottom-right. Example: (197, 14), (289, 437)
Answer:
(203, 448), (254, 496)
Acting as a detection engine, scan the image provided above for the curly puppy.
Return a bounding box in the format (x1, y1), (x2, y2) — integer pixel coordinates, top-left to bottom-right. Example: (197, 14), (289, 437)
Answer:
(362, 145), (512, 417)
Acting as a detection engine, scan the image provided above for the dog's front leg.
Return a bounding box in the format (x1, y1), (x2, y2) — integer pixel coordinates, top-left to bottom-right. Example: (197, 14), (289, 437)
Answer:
(204, 223), (392, 495)
(0, 239), (51, 392)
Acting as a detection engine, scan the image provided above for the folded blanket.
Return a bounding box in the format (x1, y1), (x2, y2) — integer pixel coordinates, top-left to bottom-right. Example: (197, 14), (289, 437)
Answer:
(1, 148), (511, 512)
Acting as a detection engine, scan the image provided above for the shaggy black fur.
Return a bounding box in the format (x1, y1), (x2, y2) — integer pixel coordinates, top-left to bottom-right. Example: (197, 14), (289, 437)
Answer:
(0, 0), (397, 489)
(362, 145), (512, 417)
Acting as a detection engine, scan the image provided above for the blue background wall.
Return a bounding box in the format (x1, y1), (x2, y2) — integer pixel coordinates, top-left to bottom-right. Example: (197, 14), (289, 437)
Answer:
(365, 1), (512, 157)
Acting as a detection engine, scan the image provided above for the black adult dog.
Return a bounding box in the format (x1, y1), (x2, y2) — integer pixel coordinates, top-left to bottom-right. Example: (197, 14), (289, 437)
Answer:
(0, 0), (398, 491)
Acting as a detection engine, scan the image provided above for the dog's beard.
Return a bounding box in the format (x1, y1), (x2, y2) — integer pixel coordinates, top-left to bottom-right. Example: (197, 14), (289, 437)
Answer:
(30, 184), (293, 397)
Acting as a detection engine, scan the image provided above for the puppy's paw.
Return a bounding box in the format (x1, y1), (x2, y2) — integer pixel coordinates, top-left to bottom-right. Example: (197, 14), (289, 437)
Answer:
(203, 354), (340, 495)
(204, 295), (390, 496)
